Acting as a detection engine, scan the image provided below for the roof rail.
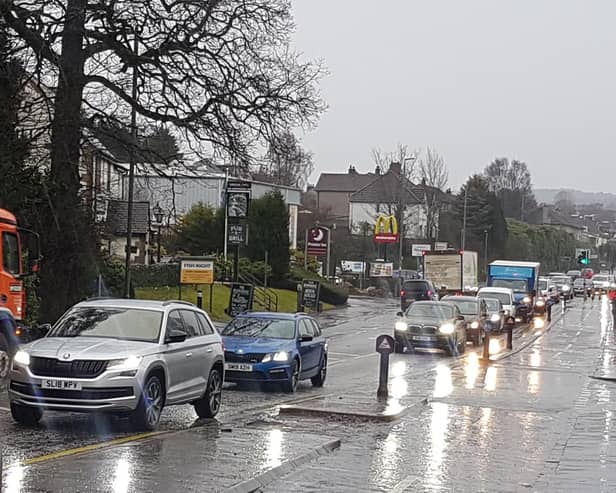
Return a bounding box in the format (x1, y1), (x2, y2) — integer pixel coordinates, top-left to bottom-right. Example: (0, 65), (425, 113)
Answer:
(162, 300), (196, 307)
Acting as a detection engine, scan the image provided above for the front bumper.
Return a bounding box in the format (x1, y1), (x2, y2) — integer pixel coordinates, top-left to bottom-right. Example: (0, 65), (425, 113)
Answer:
(8, 364), (142, 413)
(395, 330), (453, 350)
(224, 362), (293, 383)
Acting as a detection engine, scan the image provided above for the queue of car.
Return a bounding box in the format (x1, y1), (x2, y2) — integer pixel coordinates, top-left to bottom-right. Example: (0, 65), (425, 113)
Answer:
(3, 297), (329, 431)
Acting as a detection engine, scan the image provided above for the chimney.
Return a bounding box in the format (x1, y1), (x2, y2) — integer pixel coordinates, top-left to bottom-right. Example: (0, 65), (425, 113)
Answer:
(375, 165), (381, 175)
(348, 164), (356, 174)
(389, 162), (402, 175)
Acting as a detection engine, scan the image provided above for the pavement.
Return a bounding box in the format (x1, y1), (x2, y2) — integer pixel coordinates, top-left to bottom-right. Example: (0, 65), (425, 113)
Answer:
(0, 295), (614, 491)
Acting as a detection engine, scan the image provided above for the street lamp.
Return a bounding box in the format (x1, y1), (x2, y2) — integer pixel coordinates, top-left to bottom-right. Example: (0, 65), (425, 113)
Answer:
(153, 203), (164, 263)
(483, 229), (489, 281)
(398, 155), (416, 287)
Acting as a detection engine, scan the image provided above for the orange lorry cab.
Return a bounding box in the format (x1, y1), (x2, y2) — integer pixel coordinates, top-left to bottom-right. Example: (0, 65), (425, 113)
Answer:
(0, 208), (40, 322)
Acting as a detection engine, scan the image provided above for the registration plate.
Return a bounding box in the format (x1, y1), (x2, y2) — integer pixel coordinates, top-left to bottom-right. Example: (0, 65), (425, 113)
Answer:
(413, 335), (434, 341)
(225, 363), (253, 372)
(41, 379), (82, 391)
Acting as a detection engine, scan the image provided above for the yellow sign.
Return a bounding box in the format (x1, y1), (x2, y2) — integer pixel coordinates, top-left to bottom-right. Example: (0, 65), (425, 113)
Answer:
(180, 260), (214, 284)
(374, 215), (398, 235)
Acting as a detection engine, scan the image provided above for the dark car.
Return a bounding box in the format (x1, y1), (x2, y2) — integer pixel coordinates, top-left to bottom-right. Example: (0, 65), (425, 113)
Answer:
(573, 278), (591, 297)
(400, 280), (438, 311)
(394, 301), (466, 356)
(221, 313), (327, 392)
(442, 295), (488, 346)
(482, 297), (505, 332)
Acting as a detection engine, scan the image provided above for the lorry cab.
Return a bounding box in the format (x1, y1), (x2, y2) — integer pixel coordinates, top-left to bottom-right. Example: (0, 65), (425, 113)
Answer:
(0, 209), (40, 323)
(487, 261), (540, 323)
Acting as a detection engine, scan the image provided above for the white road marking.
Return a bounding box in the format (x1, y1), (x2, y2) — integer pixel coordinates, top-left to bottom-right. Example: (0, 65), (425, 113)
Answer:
(328, 353), (375, 367)
(329, 351), (362, 357)
(0, 406), (11, 412)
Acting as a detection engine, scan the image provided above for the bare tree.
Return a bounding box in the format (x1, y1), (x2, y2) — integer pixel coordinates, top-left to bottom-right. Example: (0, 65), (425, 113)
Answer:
(1, 0), (325, 320)
(371, 144), (419, 179)
(418, 148), (448, 239)
(257, 130), (313, 188)
(484, 158), (537, 220)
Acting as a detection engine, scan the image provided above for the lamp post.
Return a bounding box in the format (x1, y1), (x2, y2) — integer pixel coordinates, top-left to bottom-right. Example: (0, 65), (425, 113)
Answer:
(153, 203), (164, 263)
(483, 229), (489, 280)
(461, 186), (468, 250)
(398, 155), (416, 289)
(123, 23), (140, 298)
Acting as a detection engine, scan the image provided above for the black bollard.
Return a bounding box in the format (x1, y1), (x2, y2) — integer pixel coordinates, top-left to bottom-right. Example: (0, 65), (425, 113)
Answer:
(506, 320), (514, 350)
(482, 330), (490, 360)
(196, 289), (203, 309)
(375, 335), (395, 397)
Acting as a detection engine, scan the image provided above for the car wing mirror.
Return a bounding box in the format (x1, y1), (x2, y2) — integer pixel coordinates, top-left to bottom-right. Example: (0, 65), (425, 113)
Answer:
(166, 329), (187, 343)
(38, 323), (52, 336)
(396, 311), (403, 317)
(456, 315), (465, 321)
(299, 335), (313, 342)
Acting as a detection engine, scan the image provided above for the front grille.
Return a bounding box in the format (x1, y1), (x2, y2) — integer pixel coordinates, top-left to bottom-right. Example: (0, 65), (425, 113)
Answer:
(409, 325), (437, 335)
(224, 351), (266, 363)
(30, 357), (108, 379)
(10, 381), (133, 400)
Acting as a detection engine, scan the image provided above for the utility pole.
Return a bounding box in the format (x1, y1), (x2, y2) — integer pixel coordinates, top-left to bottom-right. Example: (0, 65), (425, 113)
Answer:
(461, 187), (468, 250)
(483, 229), (489, 280)
(398, 155), (416, 288)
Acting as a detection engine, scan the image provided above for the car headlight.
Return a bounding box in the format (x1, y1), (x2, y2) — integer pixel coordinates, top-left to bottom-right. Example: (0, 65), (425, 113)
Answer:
(522, 296), (531, 304)
(536, 300), (545, 307)
(503, 309), (510, 316)
(490, 314), (501, 323)
(439, 323), (455, 334)
(107, 355), (143, 371)
(470, 321), (479, 329)
(262, 351), (289, 363)
(13, 351), (30, 366)
(562, 285), (570, 292)
(395, 321), (408, 332)
(611, 283), (616, 289)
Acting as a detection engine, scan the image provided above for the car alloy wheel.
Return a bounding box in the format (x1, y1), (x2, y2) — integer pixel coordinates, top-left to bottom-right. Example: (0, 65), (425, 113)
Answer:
(283, 359), (300, 393)
(0, 350), (9, 379)
(144, 377), (163, 428)
(311, 357), (327, 387)
(207, 369), (222, 415)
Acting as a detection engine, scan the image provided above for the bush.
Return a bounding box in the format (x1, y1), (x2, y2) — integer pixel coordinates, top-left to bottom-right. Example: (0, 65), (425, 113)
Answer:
(271, 267), (349, 306)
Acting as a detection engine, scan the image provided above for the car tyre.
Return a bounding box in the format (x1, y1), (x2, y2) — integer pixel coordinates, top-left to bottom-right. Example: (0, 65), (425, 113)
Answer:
(10, 402), (42, 426)
(131, 373), (164, 431)
(194, 366), (223, 418)
(457, 332), (466, 354)
(282, 358), (300, 393)
(394, 340), (405, 353)
(311, 356), (327, 387)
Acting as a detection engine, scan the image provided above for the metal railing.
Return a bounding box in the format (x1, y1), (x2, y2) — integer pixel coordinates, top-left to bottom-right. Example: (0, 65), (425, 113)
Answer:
(238, 272), (279, 312)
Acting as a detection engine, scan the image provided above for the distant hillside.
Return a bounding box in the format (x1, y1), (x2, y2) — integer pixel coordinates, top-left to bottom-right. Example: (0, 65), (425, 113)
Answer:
(534, 188), (616, 208)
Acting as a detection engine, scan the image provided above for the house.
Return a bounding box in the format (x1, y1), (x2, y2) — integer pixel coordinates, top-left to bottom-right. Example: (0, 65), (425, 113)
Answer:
(527, 205), (586, 241)
(314, 166), (377, 225)
(104, 200), (151, 265)
(348, 162), (445, 240)
(129, 166), (302, 249)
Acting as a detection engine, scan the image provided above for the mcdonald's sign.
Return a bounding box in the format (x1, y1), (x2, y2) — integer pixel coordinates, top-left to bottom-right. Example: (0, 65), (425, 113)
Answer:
(374, 215), (400, 244)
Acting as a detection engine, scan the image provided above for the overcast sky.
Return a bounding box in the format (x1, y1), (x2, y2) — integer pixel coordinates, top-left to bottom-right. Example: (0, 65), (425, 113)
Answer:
(291, 0), (616, 192)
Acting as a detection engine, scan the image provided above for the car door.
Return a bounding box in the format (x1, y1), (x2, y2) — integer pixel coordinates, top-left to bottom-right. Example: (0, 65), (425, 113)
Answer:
(179, 309), (212, 396)
(298, 318), (319, 376)
(309, 319), (327, 368)
(162, 310), (201, 404)
(195, 311), (222, 375)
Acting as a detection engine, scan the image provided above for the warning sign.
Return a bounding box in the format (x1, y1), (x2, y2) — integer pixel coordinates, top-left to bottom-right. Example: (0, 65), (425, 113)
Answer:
(375, 334), (395, 354)
(180, 260), (214, 285)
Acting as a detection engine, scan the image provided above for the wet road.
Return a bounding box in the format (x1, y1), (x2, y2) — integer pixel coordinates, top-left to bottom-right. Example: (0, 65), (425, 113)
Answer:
(1, 296), (609, 491)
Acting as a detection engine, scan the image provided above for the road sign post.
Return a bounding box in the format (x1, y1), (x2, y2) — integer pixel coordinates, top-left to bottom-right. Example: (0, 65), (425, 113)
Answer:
(375, 334), (395, 397)
(506, 316), (515, 350)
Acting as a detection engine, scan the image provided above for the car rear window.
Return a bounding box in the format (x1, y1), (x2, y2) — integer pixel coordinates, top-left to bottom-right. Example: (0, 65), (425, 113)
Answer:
(478, 292), (511, 305)
(402, 281), (430, 293)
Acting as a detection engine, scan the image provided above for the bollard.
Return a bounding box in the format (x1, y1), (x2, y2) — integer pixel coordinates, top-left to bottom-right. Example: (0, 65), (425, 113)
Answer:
(506, 318), (514, 350)
(375, 335), (395, 397)
(196, 289), (203, 309)
(296, 283), (303, 312)
(482, 329), (490, 360)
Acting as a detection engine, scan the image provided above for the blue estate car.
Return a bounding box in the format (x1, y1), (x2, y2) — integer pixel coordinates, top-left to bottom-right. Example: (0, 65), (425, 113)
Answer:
(220, 312), (328, 392)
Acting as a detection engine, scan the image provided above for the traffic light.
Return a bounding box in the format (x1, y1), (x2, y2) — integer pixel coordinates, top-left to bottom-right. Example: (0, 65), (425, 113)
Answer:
(577, 250), (590, 265)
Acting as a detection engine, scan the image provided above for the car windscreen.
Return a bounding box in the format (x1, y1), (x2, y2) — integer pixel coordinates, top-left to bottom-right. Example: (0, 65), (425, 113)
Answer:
(445, 300), (478, 316)
(478, 292), (511, 305)
(573, 279), (587, 286)
(49, 307), (163, 343)
(594, 275), (609, 282)
(221, 317), (295, 339)
(551, 277), (570, 286)
(406, 304), (453, 320)
(483, 299), (501, 312)
(538, 279), (549, 290)
(491, 279), (527, 293)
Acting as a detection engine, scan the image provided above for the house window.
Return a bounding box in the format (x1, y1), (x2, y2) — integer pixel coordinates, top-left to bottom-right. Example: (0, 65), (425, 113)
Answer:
(130, 246), (138, 254)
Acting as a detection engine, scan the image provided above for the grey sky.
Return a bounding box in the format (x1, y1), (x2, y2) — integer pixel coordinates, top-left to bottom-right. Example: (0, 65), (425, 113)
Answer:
(291, 0), (616, 192)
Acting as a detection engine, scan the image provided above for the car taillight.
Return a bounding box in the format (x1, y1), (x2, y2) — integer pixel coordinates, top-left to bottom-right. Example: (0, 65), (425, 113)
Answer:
(427, 290), (433, 297)
(400, 290), (406, 297)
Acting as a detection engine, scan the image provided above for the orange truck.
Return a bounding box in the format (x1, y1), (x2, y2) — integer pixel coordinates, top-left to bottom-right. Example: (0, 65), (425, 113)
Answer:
(0, 208), (40, 324)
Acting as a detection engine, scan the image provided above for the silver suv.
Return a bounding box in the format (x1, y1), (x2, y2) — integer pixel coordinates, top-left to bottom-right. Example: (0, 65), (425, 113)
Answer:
(9, 299), (224, 430)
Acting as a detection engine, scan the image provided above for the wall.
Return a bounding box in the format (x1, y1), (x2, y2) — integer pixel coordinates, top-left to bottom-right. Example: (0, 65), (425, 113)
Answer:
(107, 235), (149, 265)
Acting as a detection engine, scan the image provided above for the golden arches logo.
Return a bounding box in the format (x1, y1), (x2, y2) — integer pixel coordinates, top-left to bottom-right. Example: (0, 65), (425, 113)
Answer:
(374, 215), (398, 235)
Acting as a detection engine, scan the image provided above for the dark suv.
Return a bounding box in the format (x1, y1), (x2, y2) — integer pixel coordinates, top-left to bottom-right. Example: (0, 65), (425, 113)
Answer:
(400, 280), (438, 311)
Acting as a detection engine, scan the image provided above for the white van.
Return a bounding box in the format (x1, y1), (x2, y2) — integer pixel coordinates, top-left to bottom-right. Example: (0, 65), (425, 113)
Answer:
(477, 287), (516, 318)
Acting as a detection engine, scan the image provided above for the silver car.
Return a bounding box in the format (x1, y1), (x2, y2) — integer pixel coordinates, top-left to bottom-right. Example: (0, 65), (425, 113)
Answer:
(9, 299), (224, 430)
